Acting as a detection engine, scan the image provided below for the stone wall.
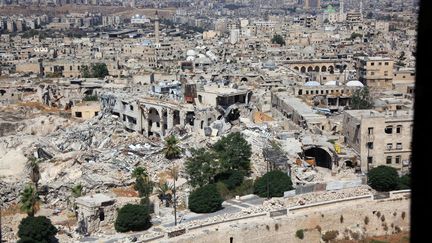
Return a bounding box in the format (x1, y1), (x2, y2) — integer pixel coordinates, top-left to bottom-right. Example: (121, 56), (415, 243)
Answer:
(162, 193), (410, 243)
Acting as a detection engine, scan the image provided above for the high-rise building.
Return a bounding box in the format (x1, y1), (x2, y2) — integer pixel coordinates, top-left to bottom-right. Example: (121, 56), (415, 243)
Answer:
(304, 0), (321, 10)
(154, 11), (160, 44)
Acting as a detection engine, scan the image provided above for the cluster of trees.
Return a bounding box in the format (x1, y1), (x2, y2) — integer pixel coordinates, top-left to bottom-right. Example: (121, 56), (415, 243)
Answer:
(80, 63), (109, 79)
(186, 132), (252, 213)
(271, 34), (286, 46)
(367, 165), (410, 191)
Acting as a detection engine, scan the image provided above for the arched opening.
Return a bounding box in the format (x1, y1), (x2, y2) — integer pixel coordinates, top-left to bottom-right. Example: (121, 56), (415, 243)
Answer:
(314, 66), (320, 72)
(321, 66), (327, 72)
(148, 108), (161, 136)
(294, 66), (299, 71)
(300, 66), (306, 73)
(344, 160), (355, 168)
(328, 66), (334, 73)
(0, 89), (6, 96)
(307, 66), (313, 72)
(304, 147), (332, 169)
(241, 77), (248, 82)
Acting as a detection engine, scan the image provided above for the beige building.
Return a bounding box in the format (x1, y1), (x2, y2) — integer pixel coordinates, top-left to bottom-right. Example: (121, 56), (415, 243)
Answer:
(71, 102), (101, 120)
(342, 110), (412, 173)
(356, 57), (394, 90)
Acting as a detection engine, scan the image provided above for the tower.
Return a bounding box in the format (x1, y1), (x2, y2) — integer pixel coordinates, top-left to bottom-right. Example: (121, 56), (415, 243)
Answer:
(154, 11), (160, 44)
(359, 0), (363, 19)
(304, 0), (309, 10)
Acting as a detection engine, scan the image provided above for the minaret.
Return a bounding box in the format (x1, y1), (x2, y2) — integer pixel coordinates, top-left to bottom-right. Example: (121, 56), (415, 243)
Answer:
(154, 11), (160, 44)
(359, 0), (363, 19)
(317, 0), (321, 10)
(304, 0), (309, 10)
(339, 0), (344, 21)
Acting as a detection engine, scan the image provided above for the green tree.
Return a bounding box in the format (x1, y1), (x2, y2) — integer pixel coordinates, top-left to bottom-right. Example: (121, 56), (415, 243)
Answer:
(189, 184), (223, 213)
(185, 148), (218, 188)
(254, 170), (293, 197)
(20, 185), (40, 217)
(350, 87), (373, 110)
(71, 184), (83, 198)
(114, 204), (152, 232)
(367, 165), (399, 191)
(18, 216), (58, 243)
(397, 174), (410, 190)
(163, 135), (182, 160)
(350, 32), (363, 40)
(157, 182), (173, 206)
(91, 63), (109, 79)
(80, 65), (91, 78)
(214, 170), (244, 190)
(212, 132), (252, 174)
(132, 167), (148, 178)
(271, 34), (286, 46)
(135, 176), (153, 198)
(26, 158), (41, 189)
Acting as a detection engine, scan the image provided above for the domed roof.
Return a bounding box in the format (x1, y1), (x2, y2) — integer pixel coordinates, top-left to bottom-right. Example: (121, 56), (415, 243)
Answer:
(304, 81), (321, 86)
(186, 56), (195, 61)
(186, 50), (196, 56)
(324, 80), (339, 86)
(346, 80), (364, 87)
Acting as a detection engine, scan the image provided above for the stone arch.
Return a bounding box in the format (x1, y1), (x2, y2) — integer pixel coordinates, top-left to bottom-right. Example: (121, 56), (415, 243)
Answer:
(314, 66), (320, 72)
(300, 66), (306, 73)
(328, 65), (334, 73)
(241, 77), (248, 82)
(0, 89), (6, 96)
(307, 66), (313, 72)
(294, 66), (299, 71)
(304, 147), (333, 169)
(321, 66), (327, 72)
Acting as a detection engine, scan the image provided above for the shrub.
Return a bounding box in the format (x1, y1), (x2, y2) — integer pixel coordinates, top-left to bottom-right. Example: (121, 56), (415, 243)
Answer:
(340, 215), (344, 223)
(215, 182), (231, 200)
(254, 170), (293, 197)
(189, 184), (223, 213)
(401, 211), (406, 220)
(316, 225), (322, 233)
(381, 215), (386, 222)
(215, 170), (244, 190)
(367, 165), (399, 191)
(397, 174), (410, 189)
(115, 204), (152, 232)
(322, 230), (339, 242)
(18, 216), (58, 243)
(233, 179), (254, 196)
(296, 229), (304, 239)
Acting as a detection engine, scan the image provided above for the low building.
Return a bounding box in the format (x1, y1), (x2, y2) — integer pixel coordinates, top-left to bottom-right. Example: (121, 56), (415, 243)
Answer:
(71, 101), (101, 120)
(75, 194), (116, 234)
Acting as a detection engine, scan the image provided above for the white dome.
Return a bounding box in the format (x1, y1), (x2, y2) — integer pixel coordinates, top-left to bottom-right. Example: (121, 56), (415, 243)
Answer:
(324, 80), (339, 86)
(186, 50), (196, 56)
(346, 80), (364, 87)
(304, 81), (321, 87)
(186, 56), (195, 61)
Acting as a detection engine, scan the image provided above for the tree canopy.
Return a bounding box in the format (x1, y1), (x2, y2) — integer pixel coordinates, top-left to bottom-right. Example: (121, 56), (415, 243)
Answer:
(114, 204), (152, 232)
(163, 135), (182, 160)
(20, 184), (40, 217)
(185, 148), (218, 188)
(212, 132), (252, 174)
(350, 87), (374, 110)
(189, 184), (223, 213)
(271, 34), (286, 46)
(367, 165), (399, 191)
(254, 170), (293, 197)
(80, 63), (109, 79)
(18, 216), (58, 243)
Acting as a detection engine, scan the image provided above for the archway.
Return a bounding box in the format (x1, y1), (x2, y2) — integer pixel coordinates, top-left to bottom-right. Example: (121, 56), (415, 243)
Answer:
(241, 77), (248, 82)
(304, 147), (333, 169)
(300, 66), (306, 73)
(328, 66), (334, 73)
(307, 66), (313, 72)
(294, 66), (299, 71)
(321, 66), (327, 72)
(314, 66), (320, 72)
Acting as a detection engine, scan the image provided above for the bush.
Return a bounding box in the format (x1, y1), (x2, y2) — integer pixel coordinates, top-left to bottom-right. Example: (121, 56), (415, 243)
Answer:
(254, 170), (293, 197)
(296, 229), (304, 239)
(233, 179), (254, 196)
(397, 174), (410, 189)
(367, 165), (399, 191)
(364, 216), (369, 225)
(18, 216), (58, 243)
(189, 184), (223, 213)
(215, 170), (244, 190)
(115, 204), (152, 232)
(215, 181), (231, 200)
(322, 230), (339, 242)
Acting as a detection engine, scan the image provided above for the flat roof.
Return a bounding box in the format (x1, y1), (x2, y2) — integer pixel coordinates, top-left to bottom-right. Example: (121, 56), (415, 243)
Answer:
(76, 194), (115, 208)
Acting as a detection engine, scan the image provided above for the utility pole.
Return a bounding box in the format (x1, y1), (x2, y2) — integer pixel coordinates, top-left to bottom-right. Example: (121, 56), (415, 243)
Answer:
(173, 175), (177, 226)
